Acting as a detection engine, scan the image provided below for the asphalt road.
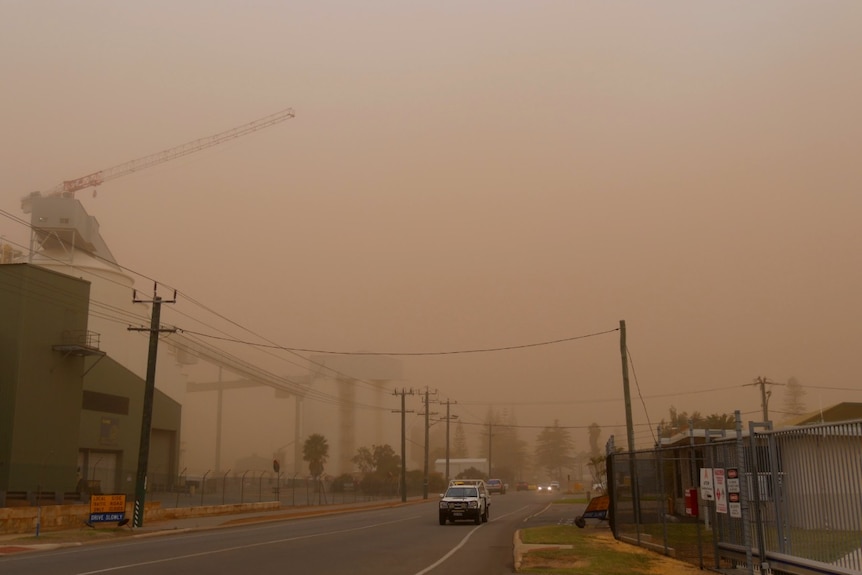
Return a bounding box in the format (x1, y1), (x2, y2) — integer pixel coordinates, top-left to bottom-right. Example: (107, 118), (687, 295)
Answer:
(0, 491), (585, 575)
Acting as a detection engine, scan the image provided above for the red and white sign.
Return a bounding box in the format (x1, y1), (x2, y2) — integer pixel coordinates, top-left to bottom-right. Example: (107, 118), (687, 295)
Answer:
(729, 492), (742, 518)
(714, 468), (727, 514)
(727, 468), (740, 494)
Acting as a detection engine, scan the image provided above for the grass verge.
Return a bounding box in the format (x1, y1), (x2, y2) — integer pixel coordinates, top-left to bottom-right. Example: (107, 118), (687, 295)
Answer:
(519, 525), (655, 575)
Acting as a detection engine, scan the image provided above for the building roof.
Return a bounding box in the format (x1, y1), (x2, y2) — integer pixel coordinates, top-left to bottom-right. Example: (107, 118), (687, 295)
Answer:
(781, 402), (862, 427)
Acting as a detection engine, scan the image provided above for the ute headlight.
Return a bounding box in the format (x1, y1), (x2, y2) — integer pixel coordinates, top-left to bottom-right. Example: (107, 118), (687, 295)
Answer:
(439, 502), (448, 509)
(468, 501), (478, 509)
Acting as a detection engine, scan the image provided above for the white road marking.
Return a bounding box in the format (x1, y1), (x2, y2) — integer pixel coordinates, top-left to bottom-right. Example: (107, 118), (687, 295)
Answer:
(413, 524), (483, 575)
(414, 505), (532, 575)
(75, 516), (420, 574)
(523, 503), (552, 522)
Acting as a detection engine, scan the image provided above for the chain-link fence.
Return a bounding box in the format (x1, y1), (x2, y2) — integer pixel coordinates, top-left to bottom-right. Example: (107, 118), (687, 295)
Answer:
(608, 415), (862, 575)
(1, 471), (407, 509)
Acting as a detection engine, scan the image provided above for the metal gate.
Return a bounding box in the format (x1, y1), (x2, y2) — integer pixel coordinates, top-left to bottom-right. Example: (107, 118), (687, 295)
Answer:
(608, 415), (862, 574)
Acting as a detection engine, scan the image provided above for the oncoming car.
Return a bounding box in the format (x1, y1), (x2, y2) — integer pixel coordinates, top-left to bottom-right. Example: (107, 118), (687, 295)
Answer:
(487, 478), (506, 494)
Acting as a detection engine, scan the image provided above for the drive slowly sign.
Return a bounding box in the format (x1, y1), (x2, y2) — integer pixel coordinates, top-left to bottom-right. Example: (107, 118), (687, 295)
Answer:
(89, 494), (127, 523)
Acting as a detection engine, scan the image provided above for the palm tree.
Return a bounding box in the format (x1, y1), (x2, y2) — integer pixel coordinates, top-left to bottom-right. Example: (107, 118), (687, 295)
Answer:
(303, 433), (329, 479)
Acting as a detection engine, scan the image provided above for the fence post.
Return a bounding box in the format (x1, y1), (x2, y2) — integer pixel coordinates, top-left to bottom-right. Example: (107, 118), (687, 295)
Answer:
(734, 411), (754, 575)
(200, 470), (210, 507)
(705, 432), (720, 570)
(689, 424), (704, 570)
(606, 435), (616, 537)
(657, 427), (669, 555)
(763, 423), (786, 556)
(222, 469), (231, 505)
(176, 468), (186, 509)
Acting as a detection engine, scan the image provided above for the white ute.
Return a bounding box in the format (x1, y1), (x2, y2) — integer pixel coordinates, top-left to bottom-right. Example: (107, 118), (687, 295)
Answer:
(438, 480), (490, 525)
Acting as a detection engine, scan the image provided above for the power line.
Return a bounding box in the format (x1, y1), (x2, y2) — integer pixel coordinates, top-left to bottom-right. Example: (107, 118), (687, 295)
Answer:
(455, 419), (658, 431)
(799, 384), (862, 393)
(1, 212), (397, 394)
(455, 384), (744, 409)
(176, 327), (620, 357)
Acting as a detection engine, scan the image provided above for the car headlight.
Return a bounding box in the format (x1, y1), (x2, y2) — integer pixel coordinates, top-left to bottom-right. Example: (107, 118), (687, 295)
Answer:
(468, 501), (478, 508)
(439, 502), (448, 509)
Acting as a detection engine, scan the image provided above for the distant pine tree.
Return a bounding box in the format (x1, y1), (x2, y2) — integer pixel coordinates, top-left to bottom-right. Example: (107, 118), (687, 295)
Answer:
(452, 421), (469, 458)
(535, 420), (574, 480)
(783, 377), (807, 416)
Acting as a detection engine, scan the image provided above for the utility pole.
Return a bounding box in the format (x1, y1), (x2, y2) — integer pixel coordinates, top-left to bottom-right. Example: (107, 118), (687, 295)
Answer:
(215, 367), (223, 473)
(420, 387), (438, 500)
(128, 283), (176, 528)
(392, 388), (414, 503)
(620, 319), (635, 453)
(744, 376), (784, 422)
(619, 319), (640, 525)
(443, 399), (457, 485)
(487, 422), (493, 478)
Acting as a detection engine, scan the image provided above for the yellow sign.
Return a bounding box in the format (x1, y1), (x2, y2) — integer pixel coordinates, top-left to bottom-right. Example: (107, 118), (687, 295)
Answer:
(582, 494), (610, 520)
(90, 494), (126, 514)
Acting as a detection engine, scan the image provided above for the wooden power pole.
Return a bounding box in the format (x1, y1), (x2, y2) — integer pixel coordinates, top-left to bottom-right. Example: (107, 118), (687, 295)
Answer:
(128, 283), (176, 528)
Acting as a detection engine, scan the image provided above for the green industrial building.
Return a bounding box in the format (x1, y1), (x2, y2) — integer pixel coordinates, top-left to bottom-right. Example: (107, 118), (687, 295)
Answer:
(0, 263), (180, 505)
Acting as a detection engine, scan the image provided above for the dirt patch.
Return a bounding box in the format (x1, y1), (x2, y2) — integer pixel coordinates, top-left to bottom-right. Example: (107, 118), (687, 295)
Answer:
(518, 529), (703, 575)
(592, 532), (702, 575)
(0, 546), (33, 554)
(520, 554), (588, 571)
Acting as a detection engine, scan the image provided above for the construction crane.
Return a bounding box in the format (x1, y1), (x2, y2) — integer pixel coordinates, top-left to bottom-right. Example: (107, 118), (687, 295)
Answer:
(22, 107), (295, 213)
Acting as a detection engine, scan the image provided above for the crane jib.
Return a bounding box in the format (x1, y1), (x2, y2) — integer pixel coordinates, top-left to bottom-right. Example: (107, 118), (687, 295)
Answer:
(39, 107), (295, 198)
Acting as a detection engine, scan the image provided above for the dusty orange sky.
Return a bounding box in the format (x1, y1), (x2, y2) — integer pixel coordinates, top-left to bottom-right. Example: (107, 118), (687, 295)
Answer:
(2, 1), (861, 454)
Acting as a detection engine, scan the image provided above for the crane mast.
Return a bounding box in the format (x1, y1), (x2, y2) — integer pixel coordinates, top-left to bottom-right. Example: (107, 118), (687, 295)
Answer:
(22, 107), (295, 212)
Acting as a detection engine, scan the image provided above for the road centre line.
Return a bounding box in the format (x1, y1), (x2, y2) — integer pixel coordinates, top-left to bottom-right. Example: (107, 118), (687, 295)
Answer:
(523, 503), (552, 522)
(76, 515), (420, 574)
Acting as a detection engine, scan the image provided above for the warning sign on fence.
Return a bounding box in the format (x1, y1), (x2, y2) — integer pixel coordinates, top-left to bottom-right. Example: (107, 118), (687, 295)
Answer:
(727, 468), (740, 494)
(700, 468), (714, 501)
(714, 468), (727, 514)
